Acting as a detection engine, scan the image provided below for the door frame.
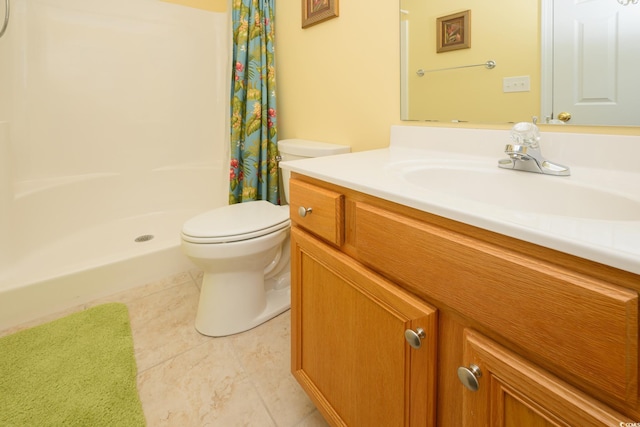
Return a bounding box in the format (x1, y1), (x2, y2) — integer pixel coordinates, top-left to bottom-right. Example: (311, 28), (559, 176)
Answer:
(540, 0), (553, 123)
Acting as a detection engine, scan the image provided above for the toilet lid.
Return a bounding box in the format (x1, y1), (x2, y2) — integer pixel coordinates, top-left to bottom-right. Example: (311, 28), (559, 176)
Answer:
(181, 200), (290, 243)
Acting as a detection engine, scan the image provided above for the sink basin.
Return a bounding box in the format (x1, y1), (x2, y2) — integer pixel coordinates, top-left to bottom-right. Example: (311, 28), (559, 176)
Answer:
(393, 162), (640, 221)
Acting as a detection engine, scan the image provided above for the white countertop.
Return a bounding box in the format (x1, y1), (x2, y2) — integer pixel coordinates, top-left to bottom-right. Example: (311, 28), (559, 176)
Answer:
(280, 126), (640, 275)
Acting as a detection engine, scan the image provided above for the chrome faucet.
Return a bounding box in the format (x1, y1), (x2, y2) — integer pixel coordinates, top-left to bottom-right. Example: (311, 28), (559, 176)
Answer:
(498, 122), (570, 176)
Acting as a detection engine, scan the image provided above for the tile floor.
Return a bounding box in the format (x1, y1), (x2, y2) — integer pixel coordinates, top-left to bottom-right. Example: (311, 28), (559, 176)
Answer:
(0, 269), (329, 427)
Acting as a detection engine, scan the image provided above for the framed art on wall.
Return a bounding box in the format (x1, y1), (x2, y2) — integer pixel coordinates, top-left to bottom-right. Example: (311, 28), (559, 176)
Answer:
(436, 10), (470, 52)
(302, 0), (339, 28)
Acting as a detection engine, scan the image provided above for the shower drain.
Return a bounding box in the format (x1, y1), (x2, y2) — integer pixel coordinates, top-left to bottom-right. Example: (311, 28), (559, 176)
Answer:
(134, 234), (155, 243)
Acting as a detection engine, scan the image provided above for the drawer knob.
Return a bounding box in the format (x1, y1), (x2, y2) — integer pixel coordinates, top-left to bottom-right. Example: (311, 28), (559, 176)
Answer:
(457, 364), (482, 392)
(404, 327), (426, 349)
(298, 206), (313, 217)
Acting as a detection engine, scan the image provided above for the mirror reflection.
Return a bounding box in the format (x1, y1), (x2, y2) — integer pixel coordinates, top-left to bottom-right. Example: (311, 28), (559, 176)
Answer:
(400, 0), (640, 126)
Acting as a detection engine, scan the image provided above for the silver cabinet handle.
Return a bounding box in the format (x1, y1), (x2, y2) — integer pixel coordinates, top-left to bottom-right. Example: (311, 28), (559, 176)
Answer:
(298, 206), (312, 217)
(404, 327), (426, 349)
(457, 364), (482, 392)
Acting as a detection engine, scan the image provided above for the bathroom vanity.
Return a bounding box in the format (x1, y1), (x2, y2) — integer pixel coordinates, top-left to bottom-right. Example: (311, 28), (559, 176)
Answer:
(283, 126), (640, 426)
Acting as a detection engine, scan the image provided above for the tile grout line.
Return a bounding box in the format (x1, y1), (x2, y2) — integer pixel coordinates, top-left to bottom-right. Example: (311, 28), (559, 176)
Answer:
(228, 335), (280, 427)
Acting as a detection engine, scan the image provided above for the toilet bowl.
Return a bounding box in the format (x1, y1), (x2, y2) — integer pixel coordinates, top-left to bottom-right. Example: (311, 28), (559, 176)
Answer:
(181, 201), (291, 336)
(181, 139), (350, 337)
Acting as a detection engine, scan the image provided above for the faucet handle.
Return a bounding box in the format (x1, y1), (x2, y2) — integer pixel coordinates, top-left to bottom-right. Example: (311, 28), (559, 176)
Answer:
(510, 122), (540, 148)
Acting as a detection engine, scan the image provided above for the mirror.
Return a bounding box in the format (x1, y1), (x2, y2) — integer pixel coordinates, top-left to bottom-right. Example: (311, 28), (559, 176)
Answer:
(400, 0), (640, 126)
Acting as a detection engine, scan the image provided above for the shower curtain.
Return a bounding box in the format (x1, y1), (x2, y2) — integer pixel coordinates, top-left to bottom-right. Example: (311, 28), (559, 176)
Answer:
(229, 0), (279, 205)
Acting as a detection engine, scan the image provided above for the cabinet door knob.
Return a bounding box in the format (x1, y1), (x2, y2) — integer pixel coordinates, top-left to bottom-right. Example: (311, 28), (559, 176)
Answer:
(298, 206), (313, 217)
(404, 327), (426, 349)
(457, 364), (482, 392)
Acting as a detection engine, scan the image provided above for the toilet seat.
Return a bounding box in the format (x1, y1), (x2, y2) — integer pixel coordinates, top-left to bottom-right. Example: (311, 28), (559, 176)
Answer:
(181, 200), (290, 244)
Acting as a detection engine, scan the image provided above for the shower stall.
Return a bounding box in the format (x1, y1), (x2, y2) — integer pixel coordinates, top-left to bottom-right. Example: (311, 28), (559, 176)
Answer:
(0, 0), (229, 329)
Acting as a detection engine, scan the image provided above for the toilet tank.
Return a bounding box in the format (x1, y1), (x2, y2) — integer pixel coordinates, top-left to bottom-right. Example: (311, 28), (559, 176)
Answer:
(278, 139), (351, 204)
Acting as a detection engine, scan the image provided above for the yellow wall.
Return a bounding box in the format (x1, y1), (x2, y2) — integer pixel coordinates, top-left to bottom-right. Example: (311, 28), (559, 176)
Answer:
(160, 0), (226, 12)
(276, 1), (639, 152)
(276, 1), (401, 152)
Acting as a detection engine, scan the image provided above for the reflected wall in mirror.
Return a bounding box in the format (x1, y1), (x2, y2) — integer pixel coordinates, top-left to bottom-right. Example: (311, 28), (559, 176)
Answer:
(400, 0), (640, 126)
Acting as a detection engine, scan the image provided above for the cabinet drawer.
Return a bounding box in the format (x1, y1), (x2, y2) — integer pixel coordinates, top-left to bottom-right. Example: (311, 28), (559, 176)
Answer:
(289, 179), (345, 246)
(353, 201), (639, 404)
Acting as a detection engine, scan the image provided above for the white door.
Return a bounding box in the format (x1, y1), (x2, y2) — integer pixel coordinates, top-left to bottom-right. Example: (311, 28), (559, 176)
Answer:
(551, 0), (640, 126)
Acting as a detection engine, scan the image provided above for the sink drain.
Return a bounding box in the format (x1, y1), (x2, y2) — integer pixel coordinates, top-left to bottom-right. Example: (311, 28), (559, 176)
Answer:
(134, 234), (154, 243)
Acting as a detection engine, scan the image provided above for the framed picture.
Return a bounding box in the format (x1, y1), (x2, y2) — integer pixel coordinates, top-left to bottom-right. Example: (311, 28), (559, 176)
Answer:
(302, 0), (339, 28)
(436, 10), (471, 53)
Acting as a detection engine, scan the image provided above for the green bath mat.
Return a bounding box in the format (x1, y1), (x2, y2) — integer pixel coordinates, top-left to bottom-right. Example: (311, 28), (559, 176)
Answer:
(0, 303), (146, 427)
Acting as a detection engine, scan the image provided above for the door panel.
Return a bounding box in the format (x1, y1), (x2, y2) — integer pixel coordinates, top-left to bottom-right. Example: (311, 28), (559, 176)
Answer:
(553, 0), (640, 125)
(461, 329), (632, 427)
(291, 228), (437, 426)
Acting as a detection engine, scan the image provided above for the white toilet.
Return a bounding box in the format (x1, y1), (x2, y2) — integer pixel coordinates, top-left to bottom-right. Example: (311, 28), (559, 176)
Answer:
(181, 139), (351, 336)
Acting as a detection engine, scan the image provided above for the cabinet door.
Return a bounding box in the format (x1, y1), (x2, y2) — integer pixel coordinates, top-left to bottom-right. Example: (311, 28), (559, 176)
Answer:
(291, 228), (437, 427)
(459, 329), (632, 426)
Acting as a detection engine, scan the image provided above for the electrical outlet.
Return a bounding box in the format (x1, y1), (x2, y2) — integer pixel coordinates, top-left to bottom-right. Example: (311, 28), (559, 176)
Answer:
(503, 76), (530, 93)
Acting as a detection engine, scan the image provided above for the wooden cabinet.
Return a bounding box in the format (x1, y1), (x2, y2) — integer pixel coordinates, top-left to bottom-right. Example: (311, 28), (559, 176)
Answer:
(288, 175), (640, 426)
(353, 201), (638, 405)
(291, 226), (437, 427)
(460, 329), (631, 426)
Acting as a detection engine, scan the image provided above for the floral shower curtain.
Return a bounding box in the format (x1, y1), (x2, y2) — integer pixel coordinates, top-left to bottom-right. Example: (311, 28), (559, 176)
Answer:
(229, 0), (279, 205)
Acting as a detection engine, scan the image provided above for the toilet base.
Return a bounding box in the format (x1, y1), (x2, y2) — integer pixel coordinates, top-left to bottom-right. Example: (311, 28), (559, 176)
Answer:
(195, 272), (291, 337)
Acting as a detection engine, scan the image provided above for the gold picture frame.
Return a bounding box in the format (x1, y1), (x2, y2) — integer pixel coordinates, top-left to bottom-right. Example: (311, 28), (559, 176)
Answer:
(436, 10), (471, 53)
(302, 0), (339, 28)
